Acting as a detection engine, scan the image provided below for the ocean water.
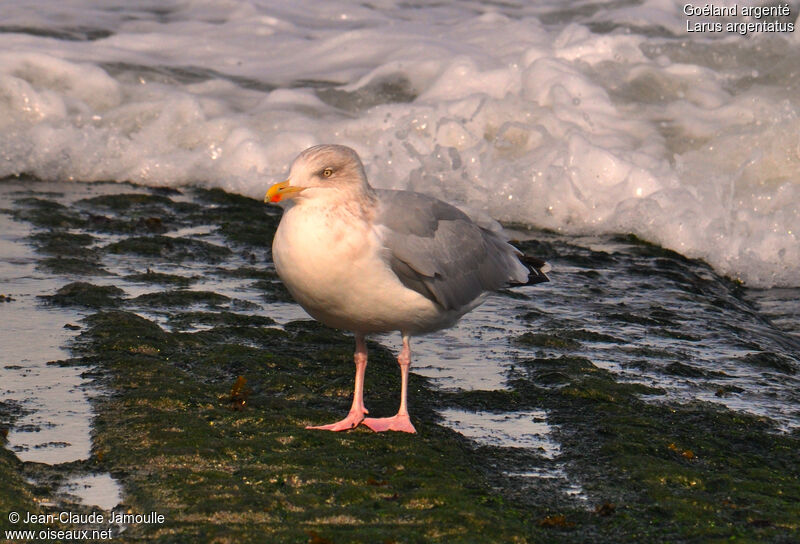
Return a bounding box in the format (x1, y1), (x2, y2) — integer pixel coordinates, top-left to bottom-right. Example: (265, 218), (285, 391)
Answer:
(0, 0), (798, 287)
(1, 0), (799, 511)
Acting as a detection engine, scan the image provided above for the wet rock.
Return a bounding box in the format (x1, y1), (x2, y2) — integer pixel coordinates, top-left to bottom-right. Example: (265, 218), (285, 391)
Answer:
(664, 362), (706, 378)
(77, 193), (176, 211)
(189, 188), (280, 246)
(253, 278), (295, 303)
(740, 352), (797, 375)
(124, 269), (198, 287)
(562, 329), (623, 343)
(132, 289), (230, 308)
(41, 282), (124, 308)
(28, 231), (95, 257)
(77, 310), (170, 355)
(514, 332), (582, 350)
(11, 198), (86, 229)
(106, 235), (231, 262)
(37, 257), (108, 275)
(168, 311), (275, 330)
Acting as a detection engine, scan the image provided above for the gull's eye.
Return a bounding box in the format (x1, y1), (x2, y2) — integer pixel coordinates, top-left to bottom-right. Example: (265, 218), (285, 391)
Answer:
(322, 168), (333, 178)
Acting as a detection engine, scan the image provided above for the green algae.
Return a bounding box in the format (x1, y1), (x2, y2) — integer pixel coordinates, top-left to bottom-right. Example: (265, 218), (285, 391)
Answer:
(84, 213), (171, 235)
(2, 182), (799, 544)
(654, 328), (703, 342)
(37, 256), (109, 275)
(214, 266), (280, 281)
(77, 311), (170, 354)
(0, 401), (40, 523)
(500, 357), (800, 542)
(252, 278), (295, 304)
(29, 221), (104, 276)
(77, 193), (177, 212)
(28, 231), (96, 257)
(0, 438), (40, 522)
(106, 235), (232, 262)
(560, 329), (624, 344)
(621, 345), (687, 360)
(664, 361), (708, 378)
(76, 311), (540, 542)
(75, 192), (202, 235)
(213, 267), (296, 303)
(74, 300), (800, 542)
(10, 197), (87, 229)
(514, 332), (582, 350)
(132, 289), (232, 308)
(167, 311), (276, 331)
(41, 282), (125, 309)
(740, 352), (797, 375)
(191, 188), (280, 246)
(125, 269), (198, 287)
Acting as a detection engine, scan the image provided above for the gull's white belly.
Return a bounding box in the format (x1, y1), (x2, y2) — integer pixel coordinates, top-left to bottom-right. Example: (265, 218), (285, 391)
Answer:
(272, 205), (459, 334)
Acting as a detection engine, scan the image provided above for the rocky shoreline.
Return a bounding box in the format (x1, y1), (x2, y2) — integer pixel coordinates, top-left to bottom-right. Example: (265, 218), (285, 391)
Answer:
(1, 177), (798, 542)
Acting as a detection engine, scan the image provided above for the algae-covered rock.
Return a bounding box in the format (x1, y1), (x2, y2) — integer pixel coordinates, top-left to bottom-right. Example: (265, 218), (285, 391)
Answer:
(0, 430), (40, 521)
(77, 310), (171, 355)
(741, 351), (797, 375)
(168, 311), (276, 330)
(79, 308), (540, 543)
(28, 231), (96, 256)
(77, 193), (176, 211)
(132, 289), (232, 308)
(191, 187), (280, 246)
(515, 332), (582, 350)
(106, 235), (232, 262)
(37, 257), (108, 275)
(12, 197), (86, 229)
(252, 278), (295, 303)
(664, 361), (707, 378)
(41, 282), (124, 308)
(4, 181), (799, 543)
(124, 269), (198, 287)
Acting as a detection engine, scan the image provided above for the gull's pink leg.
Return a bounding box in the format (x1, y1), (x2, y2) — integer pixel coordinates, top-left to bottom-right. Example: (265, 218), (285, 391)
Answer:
(363, 333), (417, 434)
(307, 333), (369, 431)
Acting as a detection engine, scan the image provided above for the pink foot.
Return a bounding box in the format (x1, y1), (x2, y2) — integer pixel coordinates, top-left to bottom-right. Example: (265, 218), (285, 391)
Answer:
(306, 409), (366, 432)
(363, 414), (417, 434)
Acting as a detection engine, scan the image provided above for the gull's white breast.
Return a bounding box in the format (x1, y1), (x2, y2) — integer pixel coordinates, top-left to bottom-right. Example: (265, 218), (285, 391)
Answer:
(272, 201), (461, 334)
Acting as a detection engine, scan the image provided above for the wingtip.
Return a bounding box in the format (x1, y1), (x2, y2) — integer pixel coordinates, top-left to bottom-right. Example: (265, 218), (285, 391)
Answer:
(525, 269), (550, 285)
(519, 255), (551, 285)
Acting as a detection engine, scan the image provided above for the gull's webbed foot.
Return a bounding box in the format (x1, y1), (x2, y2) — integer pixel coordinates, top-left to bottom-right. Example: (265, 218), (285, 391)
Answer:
(306, 409), (367, 432)
(363, 414), (416, 434)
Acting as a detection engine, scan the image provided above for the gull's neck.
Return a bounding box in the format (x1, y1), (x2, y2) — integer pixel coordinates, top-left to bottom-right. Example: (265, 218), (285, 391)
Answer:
(295, 184), (378, 225)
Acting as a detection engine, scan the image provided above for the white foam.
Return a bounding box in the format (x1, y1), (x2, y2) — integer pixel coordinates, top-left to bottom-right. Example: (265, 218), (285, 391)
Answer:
(0, 0), (797, 286)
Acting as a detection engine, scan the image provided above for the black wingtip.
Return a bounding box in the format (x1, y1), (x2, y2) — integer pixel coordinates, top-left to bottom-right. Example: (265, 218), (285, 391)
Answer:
(521, 255), (550, 285)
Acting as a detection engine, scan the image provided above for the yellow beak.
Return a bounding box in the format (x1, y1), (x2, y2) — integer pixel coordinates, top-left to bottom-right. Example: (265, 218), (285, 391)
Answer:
(265, 180), (305, 203)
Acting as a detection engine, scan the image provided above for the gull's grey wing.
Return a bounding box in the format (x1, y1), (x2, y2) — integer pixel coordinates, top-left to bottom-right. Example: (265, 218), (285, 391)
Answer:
(375, 189), (533, 310)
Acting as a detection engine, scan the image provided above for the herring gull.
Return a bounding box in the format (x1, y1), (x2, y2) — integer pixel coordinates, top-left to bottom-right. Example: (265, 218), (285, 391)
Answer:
(265, 144), (548, 433)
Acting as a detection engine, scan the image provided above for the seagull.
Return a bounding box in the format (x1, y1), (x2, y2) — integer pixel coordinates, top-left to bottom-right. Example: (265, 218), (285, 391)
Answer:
(265, 145), (548, 433)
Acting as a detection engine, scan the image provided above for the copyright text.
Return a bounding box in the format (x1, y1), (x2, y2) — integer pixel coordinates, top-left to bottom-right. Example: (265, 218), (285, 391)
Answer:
(4, 510), (166, 541)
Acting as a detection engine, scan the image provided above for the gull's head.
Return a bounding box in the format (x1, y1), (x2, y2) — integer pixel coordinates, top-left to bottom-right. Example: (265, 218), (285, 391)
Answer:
(265, 144), (371, 204)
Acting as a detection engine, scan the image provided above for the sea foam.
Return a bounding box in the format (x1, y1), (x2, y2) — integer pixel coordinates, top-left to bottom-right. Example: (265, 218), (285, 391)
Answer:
(0, 0), (797, 286)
